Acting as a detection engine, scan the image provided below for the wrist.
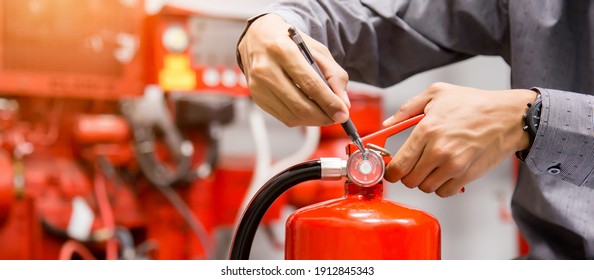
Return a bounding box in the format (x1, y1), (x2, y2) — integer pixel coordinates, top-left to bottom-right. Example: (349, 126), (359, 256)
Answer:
(237, 13), (288, 72)
(248, 13), (286, 31)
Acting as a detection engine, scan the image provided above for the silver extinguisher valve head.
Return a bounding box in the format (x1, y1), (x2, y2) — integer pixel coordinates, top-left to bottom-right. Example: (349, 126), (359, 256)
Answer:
(320, 158), (347, 180)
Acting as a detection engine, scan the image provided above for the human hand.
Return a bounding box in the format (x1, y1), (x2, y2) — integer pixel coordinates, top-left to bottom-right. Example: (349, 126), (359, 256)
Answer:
(237, 14), (350, 127)
(383, 83), (537, 197)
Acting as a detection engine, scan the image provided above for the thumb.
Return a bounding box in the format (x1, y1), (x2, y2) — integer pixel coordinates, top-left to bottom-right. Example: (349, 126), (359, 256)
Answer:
(383, 90), (434, 127)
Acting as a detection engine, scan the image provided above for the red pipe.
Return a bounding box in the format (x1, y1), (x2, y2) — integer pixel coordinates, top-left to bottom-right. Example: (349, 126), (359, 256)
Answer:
(94, 166), (118, 260)
(58, 240), (96, 260)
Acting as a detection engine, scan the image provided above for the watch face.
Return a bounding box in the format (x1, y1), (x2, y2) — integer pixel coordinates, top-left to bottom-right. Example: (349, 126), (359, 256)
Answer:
(527, 99), (542, 134)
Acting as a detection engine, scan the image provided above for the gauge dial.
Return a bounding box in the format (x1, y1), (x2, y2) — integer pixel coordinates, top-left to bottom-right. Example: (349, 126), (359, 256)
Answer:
(346, 150), (384, 186)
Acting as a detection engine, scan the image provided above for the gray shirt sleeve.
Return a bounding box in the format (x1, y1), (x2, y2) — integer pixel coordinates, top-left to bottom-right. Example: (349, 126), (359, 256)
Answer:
(264, 0), (509, 87)
(528, 88), (594, 188)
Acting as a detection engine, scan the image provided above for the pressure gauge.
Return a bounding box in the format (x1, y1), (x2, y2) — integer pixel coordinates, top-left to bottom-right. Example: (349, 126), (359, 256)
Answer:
(346, 150), (384, 186)
(162, 25), (189, 53)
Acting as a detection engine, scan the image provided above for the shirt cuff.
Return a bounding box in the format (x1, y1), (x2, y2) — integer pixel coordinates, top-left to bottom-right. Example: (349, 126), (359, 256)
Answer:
(235, 7), (310, 73)
(525, 87), (594, 187)
(235, 13), (268, 74)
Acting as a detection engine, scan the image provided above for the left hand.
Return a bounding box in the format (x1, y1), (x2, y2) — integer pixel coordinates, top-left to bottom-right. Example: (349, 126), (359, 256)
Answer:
(237, 14), (351, 127)
(383, 82), (537, 197)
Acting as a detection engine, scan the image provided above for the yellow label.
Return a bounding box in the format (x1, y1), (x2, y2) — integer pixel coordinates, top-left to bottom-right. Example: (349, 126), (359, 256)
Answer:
(158, 54), (196, 91)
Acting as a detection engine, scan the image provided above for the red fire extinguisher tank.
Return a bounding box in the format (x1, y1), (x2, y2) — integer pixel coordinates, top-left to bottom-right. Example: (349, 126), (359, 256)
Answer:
(285, 182), (441, 260)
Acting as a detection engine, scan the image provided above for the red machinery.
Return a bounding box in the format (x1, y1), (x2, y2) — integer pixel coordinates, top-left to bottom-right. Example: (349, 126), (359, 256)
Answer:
(0, 0), (251, 260)
(0, 0), (147, 259)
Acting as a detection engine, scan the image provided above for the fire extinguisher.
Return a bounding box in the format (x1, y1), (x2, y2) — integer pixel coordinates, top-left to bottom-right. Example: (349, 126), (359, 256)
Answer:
(229, 114), (441, 260)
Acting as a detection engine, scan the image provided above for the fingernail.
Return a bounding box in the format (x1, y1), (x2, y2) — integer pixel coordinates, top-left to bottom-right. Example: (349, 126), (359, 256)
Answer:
(382, 116), (395, 127)
(333, 111), (348, 123)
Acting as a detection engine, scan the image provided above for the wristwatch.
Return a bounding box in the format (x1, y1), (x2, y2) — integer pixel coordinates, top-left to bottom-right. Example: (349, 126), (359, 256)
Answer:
(516, 92), (542, 161)
(524, 93), (542, 142)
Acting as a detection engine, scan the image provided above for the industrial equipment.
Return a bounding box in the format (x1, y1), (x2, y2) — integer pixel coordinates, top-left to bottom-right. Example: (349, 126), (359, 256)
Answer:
(0, 0), (245, 260)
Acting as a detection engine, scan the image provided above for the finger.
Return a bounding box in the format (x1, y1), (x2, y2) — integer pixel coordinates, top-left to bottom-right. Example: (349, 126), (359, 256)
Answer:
(255, 81), (333, 127)
(384, 127), (427, 183)
(400, 144), (443, 191)
(383, 95), (431, 127)
(433, 151), (495, 197)
(434, 177), (468, 198)
(250, 87), (293, 126)
(247, 69), (311, 126)
(417, 164), (464, 194)
(272, 71), (335, 126)
(382, 84), (445, 127)
(271, 37), (349, 123)
(249, 60), (334, 126)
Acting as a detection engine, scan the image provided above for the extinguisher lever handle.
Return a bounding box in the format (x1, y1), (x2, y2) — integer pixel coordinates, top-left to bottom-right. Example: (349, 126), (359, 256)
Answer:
(345, 113), (466, 193)
(346, 114), (465, 193)
(346, 114), (424, 165)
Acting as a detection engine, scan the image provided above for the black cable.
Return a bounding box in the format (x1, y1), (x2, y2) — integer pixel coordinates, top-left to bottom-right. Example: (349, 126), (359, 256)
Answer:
(132, 126), (193, 187)
(229, 160), (322, 260)
(121, 97), (194, 188)
(121, 99), (213, 259)
(154, 182), (214, 259)
(184, 123), (220, 181)
(201, 123), (220, 178)
(97, 156), (124, 188)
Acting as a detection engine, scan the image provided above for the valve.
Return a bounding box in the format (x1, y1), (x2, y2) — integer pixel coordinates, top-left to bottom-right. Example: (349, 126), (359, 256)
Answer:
(346, 114), (424, 163)
(346, 149), (384, 186)
(345, 114), (463, 192)
(343, 114), (424, 186)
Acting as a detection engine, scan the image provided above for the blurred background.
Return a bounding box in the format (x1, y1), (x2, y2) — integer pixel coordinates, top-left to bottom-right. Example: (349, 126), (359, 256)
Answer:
(0, 0), (519, 260)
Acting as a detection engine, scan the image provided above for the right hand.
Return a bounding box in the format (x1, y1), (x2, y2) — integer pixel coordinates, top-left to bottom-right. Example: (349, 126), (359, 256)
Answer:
(382, 83), (536, 197)
(237, 14), (351, 127)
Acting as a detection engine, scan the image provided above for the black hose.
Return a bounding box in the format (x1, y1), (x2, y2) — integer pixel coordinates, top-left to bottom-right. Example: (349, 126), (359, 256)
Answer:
(229, 160), (322, 260)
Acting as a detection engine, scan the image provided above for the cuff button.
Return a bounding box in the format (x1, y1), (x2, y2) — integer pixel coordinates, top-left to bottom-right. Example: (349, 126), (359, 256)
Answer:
(547, 165), (561, 175)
